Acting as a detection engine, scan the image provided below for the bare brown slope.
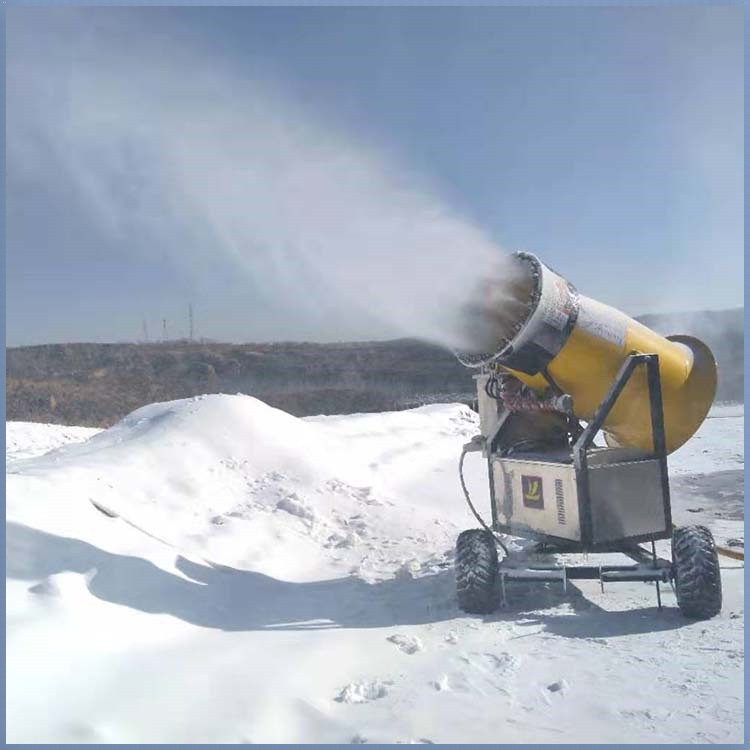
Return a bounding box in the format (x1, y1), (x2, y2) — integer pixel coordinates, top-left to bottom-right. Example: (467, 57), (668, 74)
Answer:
(6, 309), (743, 427)
(6, 339), (475, 427)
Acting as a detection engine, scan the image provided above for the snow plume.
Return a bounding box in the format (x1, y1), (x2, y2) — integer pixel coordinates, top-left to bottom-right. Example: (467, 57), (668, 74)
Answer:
(7, 9), (521, 350)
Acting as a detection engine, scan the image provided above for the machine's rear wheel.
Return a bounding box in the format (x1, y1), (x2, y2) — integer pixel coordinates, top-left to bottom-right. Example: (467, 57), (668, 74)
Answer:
(672, 525), (722, 619)
(455, 529), (499, 614)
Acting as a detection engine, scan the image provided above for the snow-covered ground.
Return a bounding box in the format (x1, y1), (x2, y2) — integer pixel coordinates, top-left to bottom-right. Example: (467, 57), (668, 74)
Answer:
(6, 422), (102, 462)
(669, 403), (745, 477)
(6, 397), (744, 743)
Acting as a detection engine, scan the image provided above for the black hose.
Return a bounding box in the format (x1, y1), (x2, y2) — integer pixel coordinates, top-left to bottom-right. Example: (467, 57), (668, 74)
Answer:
(484, 374), (503, 400)
(458, 445), (509, 556)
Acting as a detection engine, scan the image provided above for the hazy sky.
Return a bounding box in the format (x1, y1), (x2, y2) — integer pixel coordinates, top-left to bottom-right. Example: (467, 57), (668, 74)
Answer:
(6, 7), (744, 346)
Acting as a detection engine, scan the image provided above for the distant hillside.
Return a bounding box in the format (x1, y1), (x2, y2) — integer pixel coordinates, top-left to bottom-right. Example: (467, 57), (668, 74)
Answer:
(635, 307), (743, 405)
(6, 308), (742, 427)
(6, 339), (474, 427)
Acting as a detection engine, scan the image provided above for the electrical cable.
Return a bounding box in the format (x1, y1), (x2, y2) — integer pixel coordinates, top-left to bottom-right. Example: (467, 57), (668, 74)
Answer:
(484, 374), (503, 400)
(458, 445), (509, 556)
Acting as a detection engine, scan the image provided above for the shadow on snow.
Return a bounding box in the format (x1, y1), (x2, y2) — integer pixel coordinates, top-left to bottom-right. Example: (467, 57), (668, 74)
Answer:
(7, 521), (691, 637)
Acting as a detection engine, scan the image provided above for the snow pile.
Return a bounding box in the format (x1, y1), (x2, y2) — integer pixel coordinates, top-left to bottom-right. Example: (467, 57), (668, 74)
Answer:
(8, 395), (479, 582)
(6, 395), (744, 743)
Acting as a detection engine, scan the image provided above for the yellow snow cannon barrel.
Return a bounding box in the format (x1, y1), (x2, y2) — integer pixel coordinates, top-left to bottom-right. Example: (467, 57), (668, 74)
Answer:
(457, 252), (717, 455)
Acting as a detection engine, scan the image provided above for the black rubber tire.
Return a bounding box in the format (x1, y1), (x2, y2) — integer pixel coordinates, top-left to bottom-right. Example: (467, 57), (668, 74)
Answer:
(672, 525), (722, 619)
(455, 529), (499, 614)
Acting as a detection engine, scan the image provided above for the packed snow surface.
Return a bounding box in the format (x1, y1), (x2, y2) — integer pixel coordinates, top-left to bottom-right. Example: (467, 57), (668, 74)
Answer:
(6, 422), (101, 461)
(6, 396), (744, 743)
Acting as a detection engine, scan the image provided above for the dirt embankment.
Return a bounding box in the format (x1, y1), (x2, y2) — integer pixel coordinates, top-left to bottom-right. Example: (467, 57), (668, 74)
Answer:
(7, 308), (743, 427)
(6, 339), (475, 427)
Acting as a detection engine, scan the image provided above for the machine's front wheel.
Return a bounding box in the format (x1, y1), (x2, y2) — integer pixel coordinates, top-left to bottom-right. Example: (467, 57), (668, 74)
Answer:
(455, 529), (499, 614)
(672, 525), (722, 619)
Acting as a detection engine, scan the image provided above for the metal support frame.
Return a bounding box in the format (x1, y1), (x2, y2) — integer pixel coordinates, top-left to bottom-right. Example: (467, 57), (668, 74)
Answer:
(498, 561), (671, 584)
(487, 353), (675, 609)
(489, 353), (673, 551)
(571, 353), (672, 548)
(498, 544), (673, 607)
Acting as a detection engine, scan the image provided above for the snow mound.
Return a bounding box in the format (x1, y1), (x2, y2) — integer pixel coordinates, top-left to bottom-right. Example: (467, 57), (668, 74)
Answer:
(7, 394), (479, 580)
(13, 393), (344, 480)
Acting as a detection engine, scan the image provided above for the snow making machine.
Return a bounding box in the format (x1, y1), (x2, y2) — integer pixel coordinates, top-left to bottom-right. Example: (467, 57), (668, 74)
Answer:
(454, 252), (722, 619)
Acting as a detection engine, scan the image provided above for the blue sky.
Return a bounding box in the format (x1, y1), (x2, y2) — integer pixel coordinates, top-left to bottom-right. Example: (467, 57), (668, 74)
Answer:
(6, 7), (744, 346)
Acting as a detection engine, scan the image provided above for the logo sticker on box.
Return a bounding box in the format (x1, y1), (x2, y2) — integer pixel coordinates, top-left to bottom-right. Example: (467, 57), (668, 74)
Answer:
(522, 475), (544, 508)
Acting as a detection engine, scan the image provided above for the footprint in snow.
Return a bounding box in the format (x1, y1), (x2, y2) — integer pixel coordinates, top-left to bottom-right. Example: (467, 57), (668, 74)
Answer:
(394, 560), (422, 579)
(542, 678), (570, 704)
(335, 680), (392, 704)
(325, 531), (358, 549)
(430, 675), (451, 692)
(387, 634), (423, 654)
(546, 679), (568, 693)
(470, 652), (519, 674)
(446, 651), (520, 696)
(275, 495), (315, 523)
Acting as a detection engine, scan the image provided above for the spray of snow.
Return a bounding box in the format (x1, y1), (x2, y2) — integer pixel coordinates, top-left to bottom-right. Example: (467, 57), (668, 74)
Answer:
(7, 10), (526, 349)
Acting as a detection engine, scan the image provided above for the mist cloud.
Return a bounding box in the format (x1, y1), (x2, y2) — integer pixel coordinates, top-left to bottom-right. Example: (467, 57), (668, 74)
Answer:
(7, 10), (512, 348)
